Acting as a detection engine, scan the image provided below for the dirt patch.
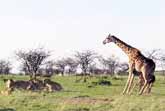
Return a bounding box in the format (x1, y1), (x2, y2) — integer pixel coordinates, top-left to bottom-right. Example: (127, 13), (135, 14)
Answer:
(63, 96), (113, 105)
(66, 107), (90, 111)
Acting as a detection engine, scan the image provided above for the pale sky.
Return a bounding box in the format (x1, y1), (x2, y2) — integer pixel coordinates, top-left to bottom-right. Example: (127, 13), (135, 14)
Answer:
(0, 0), (164, 72)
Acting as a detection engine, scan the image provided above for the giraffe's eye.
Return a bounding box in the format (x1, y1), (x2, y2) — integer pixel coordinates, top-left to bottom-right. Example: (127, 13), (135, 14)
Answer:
(107, 37), (112, 42)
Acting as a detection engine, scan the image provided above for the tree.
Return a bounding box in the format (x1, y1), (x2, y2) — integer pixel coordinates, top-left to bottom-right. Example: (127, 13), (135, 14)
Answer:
(159, 53), (165, 78)
(16, 48), (50, 79)
(99, 55), (119, 76)
(64, 57), (78, 74)
(0, 60), (12, 74)
(145, 49), (165, 76)
(20, 62), (30, 75)
(88, 63), (103, 75)
(75, 50), (97, 74)
(144, 49), (161, 62)
(74, 50), (97, 82)
(55, 58), (67, 76)
(117, 62), (129, 75)
(45, 60), (55, 76)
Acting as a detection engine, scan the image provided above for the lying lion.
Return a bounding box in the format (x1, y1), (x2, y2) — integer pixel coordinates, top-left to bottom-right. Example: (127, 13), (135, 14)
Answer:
(2, 79), (63, 94)
(43, 79), (63, 92)
(3, 79), (32, 90)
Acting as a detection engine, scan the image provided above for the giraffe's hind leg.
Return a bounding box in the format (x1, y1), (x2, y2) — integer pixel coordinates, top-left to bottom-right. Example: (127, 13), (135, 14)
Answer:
(139, 81), (148, 95)
(129, 75), (143, 95)
(138, 70), (149, 95)
(147, 83), (153, 93)
(144, 75), (154, 94)
(143, 83), (149, 94)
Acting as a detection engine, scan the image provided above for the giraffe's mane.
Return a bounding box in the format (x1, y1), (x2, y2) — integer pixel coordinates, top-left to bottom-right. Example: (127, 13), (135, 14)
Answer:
(112, 36), (135, 49)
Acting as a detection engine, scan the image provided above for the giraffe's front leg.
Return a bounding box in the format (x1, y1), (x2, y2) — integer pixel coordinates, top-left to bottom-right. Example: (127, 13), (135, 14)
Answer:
(122, 62), (134, 94)
(127, 74), (135, 94)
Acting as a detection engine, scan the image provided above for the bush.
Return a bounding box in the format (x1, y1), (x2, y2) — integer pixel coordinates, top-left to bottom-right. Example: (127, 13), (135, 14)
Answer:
(88, 79), (112, 88)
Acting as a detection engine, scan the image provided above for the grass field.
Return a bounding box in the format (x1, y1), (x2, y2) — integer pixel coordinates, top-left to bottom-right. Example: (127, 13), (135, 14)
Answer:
(0, 75), (164, 111)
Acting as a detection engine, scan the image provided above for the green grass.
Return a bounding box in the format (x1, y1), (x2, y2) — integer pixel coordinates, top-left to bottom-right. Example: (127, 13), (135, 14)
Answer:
(0, 75), (164, 111)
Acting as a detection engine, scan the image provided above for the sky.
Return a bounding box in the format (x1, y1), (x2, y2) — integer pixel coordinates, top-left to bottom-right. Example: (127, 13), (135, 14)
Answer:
(0, 0), (164, 72)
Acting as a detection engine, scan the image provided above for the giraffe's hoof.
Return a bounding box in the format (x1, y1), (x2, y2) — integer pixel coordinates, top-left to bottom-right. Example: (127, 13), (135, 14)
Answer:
(128, 92), (132, 95)
(122, 92), (126, 95)
(138, 93), (142, 95)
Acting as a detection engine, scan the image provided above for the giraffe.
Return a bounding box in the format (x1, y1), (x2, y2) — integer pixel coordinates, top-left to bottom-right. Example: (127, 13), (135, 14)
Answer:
(103, 34), (156, 95)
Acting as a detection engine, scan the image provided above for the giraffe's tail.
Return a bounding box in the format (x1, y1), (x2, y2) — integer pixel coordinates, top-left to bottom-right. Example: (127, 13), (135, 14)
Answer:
(148, 75), (155, 84)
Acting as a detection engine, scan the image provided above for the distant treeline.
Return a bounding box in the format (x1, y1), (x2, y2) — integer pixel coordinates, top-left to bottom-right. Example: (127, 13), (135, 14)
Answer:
(0, 48), (165, 79)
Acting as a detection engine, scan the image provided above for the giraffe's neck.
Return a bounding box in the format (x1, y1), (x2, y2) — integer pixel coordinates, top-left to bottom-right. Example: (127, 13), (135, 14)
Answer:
(112, 36), (137, 57)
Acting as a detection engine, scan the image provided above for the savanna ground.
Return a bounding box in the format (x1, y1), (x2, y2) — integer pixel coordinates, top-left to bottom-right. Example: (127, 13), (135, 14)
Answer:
(0, 74), (164, 111)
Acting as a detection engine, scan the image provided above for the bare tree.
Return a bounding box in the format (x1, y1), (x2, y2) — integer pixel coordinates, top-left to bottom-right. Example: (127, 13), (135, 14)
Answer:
(88, 63), (104, 75)
(0, 60), (12, 74)
(117, 62), (129, 75)
(64, 57), (78, 74)
(55, 58), (67, 76)
(45, 60), (55, 76)
(145, 49), (165, 76)
(159, 53), (165, 78)
(144, 49), (161, 62)
(99, 55), (119, 76)
(20, 62), (30, 75)
(88, 63), (97, 74)
(16, 48), (50, 79)
(74, 50), (97, 82)
(75, 50), (97, 74)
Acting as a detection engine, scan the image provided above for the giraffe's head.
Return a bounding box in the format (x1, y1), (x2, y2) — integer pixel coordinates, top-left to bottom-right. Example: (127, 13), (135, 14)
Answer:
(103, 34), (116, 44)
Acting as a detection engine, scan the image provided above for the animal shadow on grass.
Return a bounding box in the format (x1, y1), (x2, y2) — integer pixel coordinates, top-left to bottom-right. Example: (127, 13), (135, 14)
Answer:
(0, 108), (15, 111)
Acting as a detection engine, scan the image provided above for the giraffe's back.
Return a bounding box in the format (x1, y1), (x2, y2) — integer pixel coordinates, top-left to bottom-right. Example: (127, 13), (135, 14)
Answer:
(134, 54), (155, 74)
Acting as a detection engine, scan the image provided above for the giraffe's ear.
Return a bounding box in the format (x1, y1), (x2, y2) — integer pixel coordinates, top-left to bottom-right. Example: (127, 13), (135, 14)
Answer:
(108, 34), (111, 37)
